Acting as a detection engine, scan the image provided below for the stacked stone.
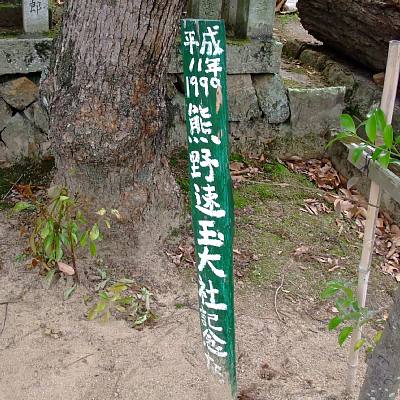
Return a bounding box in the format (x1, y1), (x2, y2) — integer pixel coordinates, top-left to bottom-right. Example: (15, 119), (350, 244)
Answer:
(0, 76), (49, 166)
(0, 38), (52, 166)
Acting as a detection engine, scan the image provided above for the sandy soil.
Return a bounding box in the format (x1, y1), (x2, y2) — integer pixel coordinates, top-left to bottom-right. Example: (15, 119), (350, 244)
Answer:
(0, 209), (372, 400)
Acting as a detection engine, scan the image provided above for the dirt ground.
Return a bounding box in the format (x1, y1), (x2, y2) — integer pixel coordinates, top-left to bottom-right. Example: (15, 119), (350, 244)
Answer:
(0, 157), (396, 400)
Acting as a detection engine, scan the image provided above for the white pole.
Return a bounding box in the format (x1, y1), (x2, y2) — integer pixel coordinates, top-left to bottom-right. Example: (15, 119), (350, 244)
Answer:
(346, 40), (400, 396)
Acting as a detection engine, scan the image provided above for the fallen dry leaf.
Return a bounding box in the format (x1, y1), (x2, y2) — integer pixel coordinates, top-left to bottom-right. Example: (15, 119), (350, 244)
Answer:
(58, 262), (75, 276)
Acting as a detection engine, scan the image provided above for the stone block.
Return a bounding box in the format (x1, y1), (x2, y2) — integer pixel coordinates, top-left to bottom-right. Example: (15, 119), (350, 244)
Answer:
(0, 77), (38, 110)
(288, 86), (346, 134)
(0, 38), (52, 76)
(253, 74), (290, 124)
(282, 39), (304, 59)
(24, 101), (49, 132)
(23, 0), (49, 33)
(169, 39), (282, 74)
(299, 48), (328, 72)
(323, 62), (355, 90)
(0, 98), (12, 131)
(227, 74), (261, 121)
(1, 113), (40, 161)
(188, 0), (223, 19)
(247, 0), (275, 39)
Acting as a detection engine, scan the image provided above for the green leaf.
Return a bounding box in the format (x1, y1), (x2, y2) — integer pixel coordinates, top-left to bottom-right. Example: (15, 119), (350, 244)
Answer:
(134, 313), (149, 326)
(59, 195), (69, 202)
(12, 201), (36, 213)
(328, 316), (342, 331)
(354, 338), (366, 351)
(99, 292), (110, 300)
(64, 285), (76, 300)
(340, 114), (356, 133)
(365, 114), (377, 144)
(378, 152), (391, 168)
(372, 147), (384, 161)
(108, 283), (128, 294)
(352, 145), (365, 163)
(90, 224), (100, 241)
(87, 300), (108, 320)
(44, 234), (54, 256)
(54, 236), (63, 261)
(40, 221), (52, 239)
(321, 281), (344, 299)
(80, 231), (88, 247)
(374, 109), (387, 132)
(89, 241), (97, 257)
(373, 330), (383, 344)
(44, 269), (57, 289)
(338, 326), (353, 346)
(383, 125), (393, 148)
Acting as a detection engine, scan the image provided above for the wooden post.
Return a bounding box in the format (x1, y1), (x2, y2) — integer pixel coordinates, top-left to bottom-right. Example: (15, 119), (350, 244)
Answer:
(22, 0), (49, 33)
(181, 19), (237, 398)
(346, 40), (400, 395)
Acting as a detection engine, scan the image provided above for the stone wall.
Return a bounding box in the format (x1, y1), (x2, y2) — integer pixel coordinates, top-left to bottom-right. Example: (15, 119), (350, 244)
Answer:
(0, 37), (347, 166)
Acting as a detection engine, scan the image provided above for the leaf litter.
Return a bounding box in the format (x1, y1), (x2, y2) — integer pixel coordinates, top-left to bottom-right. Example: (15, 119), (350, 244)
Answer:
(284, 157), (400, 282)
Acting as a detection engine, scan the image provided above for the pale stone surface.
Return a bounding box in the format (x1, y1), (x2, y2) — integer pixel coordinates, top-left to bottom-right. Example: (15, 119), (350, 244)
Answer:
(227, 74), (261, 121)
(253, 74), (290, 124)
(0, 98), (12, 131)
(1, 114), (39, 161)
(288, 86), (346, 134)
(189, 0), (223, 19)
(0, 77), (38, 110)
(0, 38), (281, 77)
(169, 39), (282, 74)
(23, 101), (49, 132)
(0, 39), (52, 75)
(23, 0), (49, 33)
(247, 0), (275, 39)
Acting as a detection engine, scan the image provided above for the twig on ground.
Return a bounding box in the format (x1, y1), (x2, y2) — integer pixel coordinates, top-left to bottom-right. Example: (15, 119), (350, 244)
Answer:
(2, 174), (24, 201)
(64, 353), (94, 368)
(274, 274), (286, 323)
(0, 303), (8, 336)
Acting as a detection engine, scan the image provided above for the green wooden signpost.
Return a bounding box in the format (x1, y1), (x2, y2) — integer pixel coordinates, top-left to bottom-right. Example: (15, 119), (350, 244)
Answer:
(181, 19), (237, 397)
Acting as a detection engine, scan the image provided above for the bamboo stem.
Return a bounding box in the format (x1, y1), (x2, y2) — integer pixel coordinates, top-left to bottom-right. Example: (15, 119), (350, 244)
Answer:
(346, 40), (400, 396)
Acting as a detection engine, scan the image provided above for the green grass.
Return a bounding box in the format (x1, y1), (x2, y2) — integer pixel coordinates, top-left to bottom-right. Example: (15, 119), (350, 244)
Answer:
(278, 12), (300, 26)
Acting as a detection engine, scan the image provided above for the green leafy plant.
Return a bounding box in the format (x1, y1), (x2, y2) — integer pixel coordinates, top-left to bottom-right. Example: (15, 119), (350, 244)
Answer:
(12, 186), (120, 295)
(328, 108), (400, 169)
(321, 281), (382, 351)
(86, 278), (156, 327)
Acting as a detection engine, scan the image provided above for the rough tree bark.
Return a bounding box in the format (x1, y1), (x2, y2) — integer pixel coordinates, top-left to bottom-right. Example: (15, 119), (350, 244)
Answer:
(297, 0), (400, 71)
(358, 286), (400, 400)
(43, 0), (187, 243)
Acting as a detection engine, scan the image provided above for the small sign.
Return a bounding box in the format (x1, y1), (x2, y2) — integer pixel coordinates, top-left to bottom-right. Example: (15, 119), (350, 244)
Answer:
(181, 19), (237, 397)
(23, 0), (49, 33)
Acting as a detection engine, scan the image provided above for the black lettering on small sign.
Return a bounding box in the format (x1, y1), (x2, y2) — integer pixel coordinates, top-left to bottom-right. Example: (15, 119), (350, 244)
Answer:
(29, 0), (42, 14)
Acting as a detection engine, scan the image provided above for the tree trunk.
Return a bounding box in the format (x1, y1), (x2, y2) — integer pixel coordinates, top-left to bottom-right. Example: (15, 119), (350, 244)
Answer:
(43, 0), (187, 244)
(358, 286), (400, 400)
(297, 0), (400, 71)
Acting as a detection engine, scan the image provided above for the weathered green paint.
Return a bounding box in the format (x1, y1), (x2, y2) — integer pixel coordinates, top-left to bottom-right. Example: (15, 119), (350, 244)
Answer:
(181, 19), (237, 397)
